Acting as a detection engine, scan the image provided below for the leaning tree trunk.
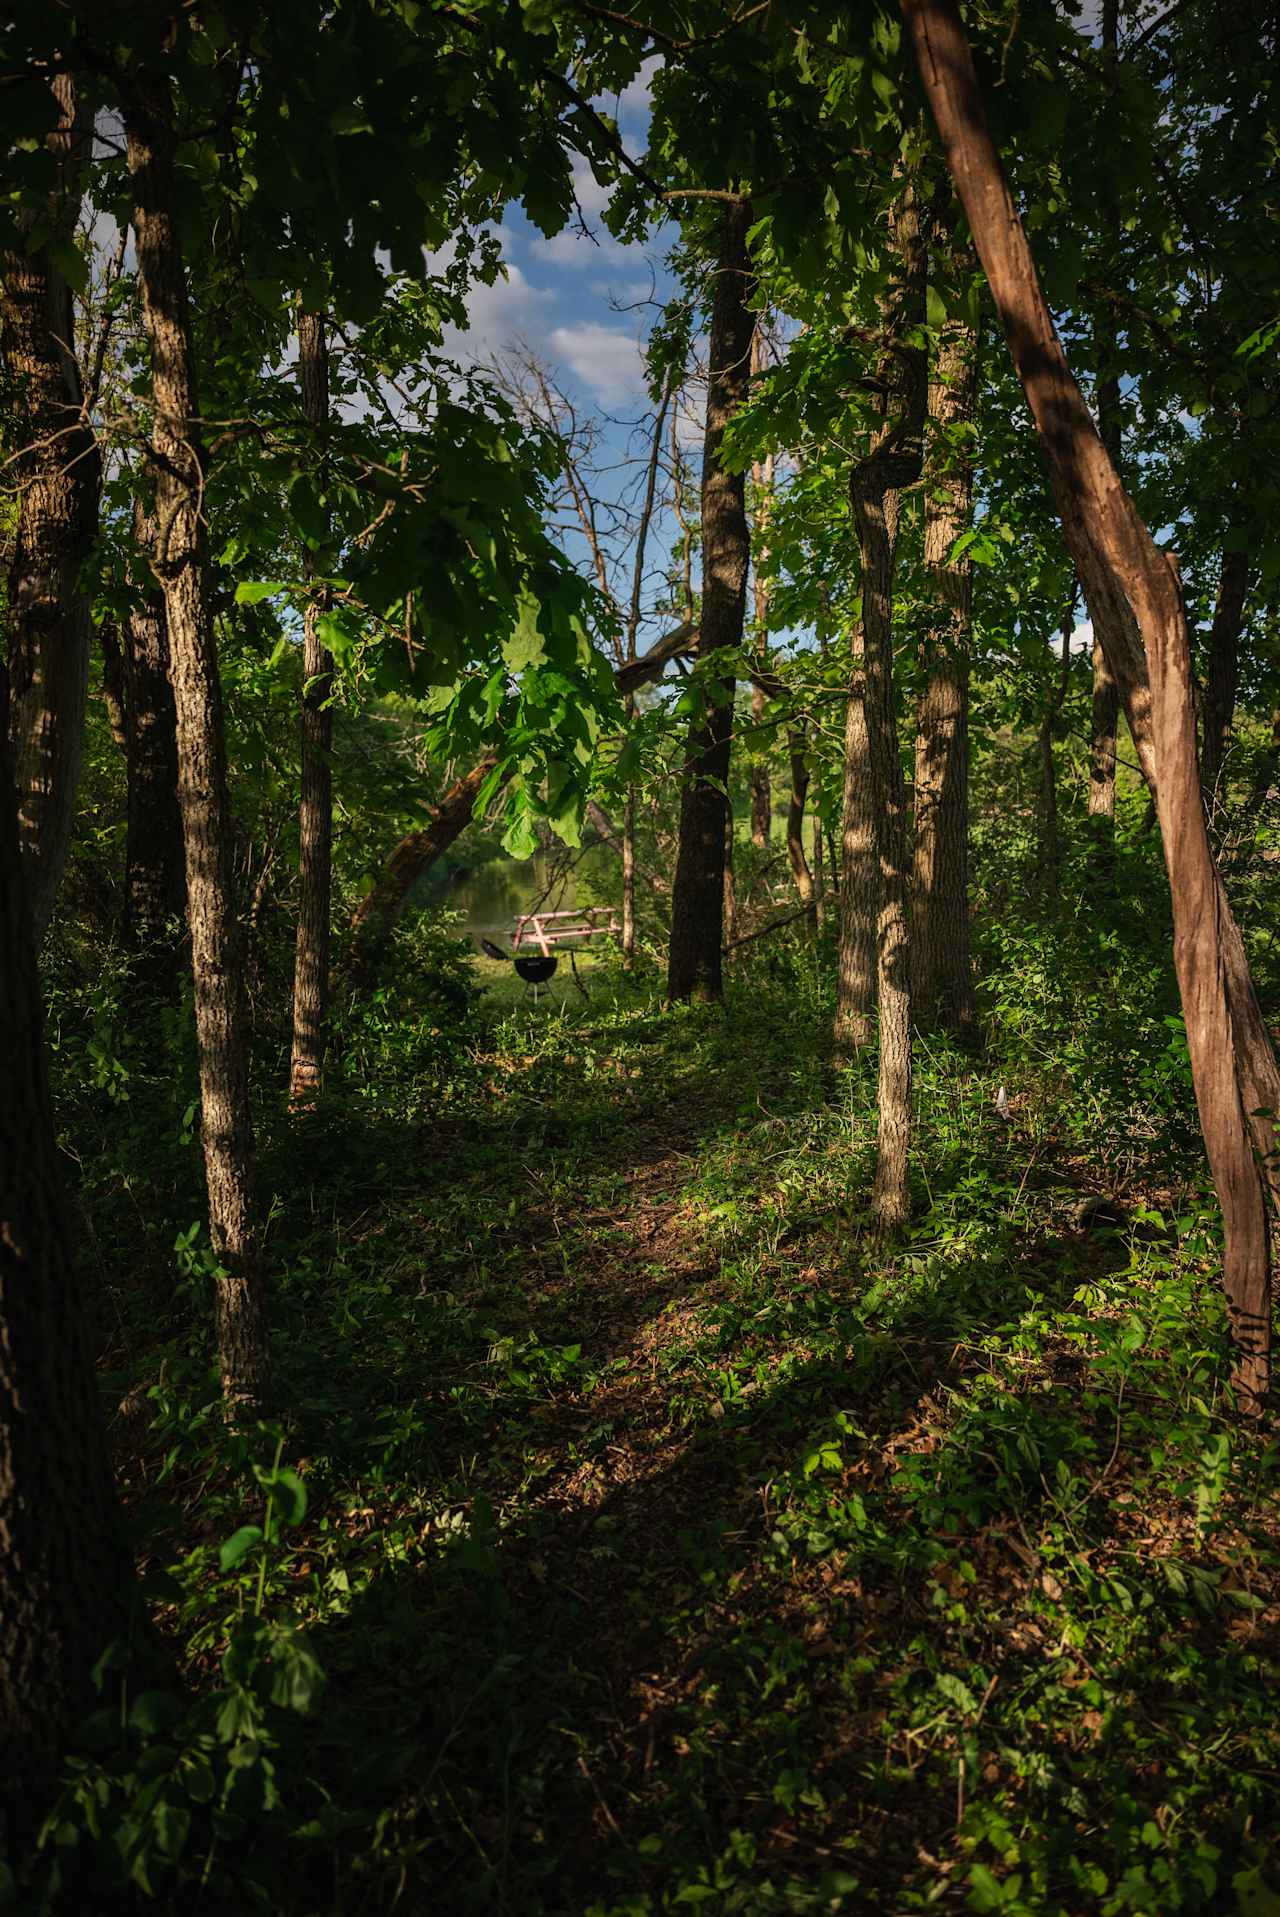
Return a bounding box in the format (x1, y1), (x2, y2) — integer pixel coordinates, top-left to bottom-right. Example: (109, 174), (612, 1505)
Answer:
(126, 96), (268, 1414)
(903, 0), (1275, 1406)
(913, 297), (977, 1030)
(1200, 543), (1250, 814)
(288, 307), (335, 1109)
(0, 693), (138, 1847)
(666, 199), (756, 1004)
(850, 183), (928, 1231)
(0, 75), (99, 944)
(351, 756), (499, 968)
(120, 499), (184, 971)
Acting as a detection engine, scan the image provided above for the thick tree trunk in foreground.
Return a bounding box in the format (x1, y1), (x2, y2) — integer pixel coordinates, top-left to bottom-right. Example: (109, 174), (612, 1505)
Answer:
(127, 101), (268, 1413)
(289, 308), (335, 1108)
(913, 305), (976, 1029)
(904, 0), (1274, 1405)
(121, 502), (184, 967)
(1201, 545), (1250, 813)
(0, 704), (137, 1845)
(667, 200), (755, 1004)
(0, 76), (99, 944)
(850, 185), (927, 1230)
(835, 627), (876, 1051)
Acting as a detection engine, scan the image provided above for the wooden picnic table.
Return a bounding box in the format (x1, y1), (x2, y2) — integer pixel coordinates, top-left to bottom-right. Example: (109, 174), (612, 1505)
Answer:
(512, 906), (620, 956)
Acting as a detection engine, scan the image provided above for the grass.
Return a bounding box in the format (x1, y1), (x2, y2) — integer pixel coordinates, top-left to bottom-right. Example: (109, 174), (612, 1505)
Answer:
(20, 904), (1280, 1915)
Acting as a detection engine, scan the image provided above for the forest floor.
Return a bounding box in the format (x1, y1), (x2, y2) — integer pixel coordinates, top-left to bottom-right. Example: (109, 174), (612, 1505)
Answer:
(52, 937), (1280, 1915)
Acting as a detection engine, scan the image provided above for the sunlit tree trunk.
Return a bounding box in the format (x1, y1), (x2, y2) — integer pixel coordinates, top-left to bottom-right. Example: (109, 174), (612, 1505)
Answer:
(289, 307), (334, 1108)
(0, 76), (98, 944)
(0, 700), (138, 1845)
(834, 627), (876, 1051)
(851, 184), (927, 1230)
(126, 95), (268, 1414)
(1086, 0), (1122, 867)
(913, 298), (976, 1029)
(667, 200), (755, 1004)
(904, 0), (1275, 1407)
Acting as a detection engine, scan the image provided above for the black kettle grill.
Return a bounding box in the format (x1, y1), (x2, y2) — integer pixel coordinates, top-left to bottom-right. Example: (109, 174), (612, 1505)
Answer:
(480, 937), (559, 986)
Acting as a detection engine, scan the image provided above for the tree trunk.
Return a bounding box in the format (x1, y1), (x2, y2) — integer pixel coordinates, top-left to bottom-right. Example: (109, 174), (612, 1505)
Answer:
(1036, 611), (1073, 905)
(121, 500), (184, 969)
(0, 687), (138, 1846)
(850, 184), (928, 1231)
(288, 308), (334, 1108)
(812, 810), (825, 933)
(0, 75), (99, 945)
(723, 813), (739, 945)
(622, 706), (638, 968)
(1200, 544), (1250, 813)
(750, 681), (771, 847)
(749, 352), (773, 849)
(1086, 0), (1122, 869)
(787, 730), (815, 903)
(835, 627), (876, 1051)
(913, 301), (976, 1029)
(666, 200), (755, 1004)
(903, 0), (1275, 1406)
(126, 98), (268, 1414)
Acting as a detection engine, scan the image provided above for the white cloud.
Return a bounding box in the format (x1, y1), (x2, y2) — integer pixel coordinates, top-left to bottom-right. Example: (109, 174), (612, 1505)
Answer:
(1070, 619), (1094, 655)
(548, 321), (644, 405)
(441, 257), (555, 364)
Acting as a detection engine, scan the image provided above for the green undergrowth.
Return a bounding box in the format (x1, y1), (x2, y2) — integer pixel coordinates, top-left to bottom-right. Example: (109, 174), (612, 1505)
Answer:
(17, 900), (1280, 1915)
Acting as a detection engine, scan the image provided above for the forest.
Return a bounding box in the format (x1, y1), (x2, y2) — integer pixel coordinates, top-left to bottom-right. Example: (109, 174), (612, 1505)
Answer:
(3, 0), (1280, 1910)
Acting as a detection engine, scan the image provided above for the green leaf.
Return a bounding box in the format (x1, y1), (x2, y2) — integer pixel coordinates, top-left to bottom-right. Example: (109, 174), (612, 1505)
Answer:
(129, 1691), (184, 1737)
(219, 1524), (264, 1571)
(926, 283), (947, 331)
(235, 580), (287, 605)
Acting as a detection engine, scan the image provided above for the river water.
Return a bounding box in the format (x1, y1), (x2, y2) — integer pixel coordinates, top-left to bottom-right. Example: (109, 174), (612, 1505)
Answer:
(436, 848), (613, 940)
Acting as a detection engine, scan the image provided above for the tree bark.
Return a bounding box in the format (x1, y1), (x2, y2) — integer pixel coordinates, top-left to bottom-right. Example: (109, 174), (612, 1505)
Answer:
(749, 404), (774, 849)
(1200, 544), (1251, 813)
(288, 307), (335, 1108)
(1037, 609), (1073, 905)
(787, 732), (815, 908)
(126, 98), (268, 1414)
(0, 682), (138, 1845)
(835, 625), (876, 1050)
(0, 75), (99, 944)
(903, 0), (1275, 1405)
(913, 302), (976, 1029)
(120, 500), (184, 967)
(812, 809), (825, 933)
(622, 708), (638, 967)
(850, 183), (928, 1231)
(666, 200), (755, 1004)
(1086, 0), (1122, 868)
